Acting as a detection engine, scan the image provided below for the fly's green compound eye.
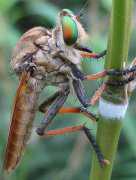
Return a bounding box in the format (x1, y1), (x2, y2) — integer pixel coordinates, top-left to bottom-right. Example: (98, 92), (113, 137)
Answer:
(61, 16), (78, 46)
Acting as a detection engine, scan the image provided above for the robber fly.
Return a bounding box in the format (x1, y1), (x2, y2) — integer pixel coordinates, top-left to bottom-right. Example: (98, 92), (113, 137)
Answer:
(4, 9), (110, 173)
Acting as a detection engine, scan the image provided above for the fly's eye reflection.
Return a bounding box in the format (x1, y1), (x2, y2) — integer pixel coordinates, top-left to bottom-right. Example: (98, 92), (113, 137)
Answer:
(60, 9), (74, 17)
(61, 16), (78, 46)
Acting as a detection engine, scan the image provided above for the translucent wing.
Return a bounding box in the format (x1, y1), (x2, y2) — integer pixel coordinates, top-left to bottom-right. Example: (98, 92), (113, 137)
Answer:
(4, 72), (39, 173)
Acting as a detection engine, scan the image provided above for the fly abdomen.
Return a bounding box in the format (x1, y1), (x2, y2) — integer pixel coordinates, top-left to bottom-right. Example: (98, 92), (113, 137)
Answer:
(4, 73), (40, 173)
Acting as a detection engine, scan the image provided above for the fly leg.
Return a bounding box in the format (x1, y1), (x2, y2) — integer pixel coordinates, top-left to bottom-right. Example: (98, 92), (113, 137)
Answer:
(38, 93), (109, 166)
(83, 72), (108, 105)
(36, 86), (70, 136)
(85, 71), (107, 80)
(36, 50), (107, 106)
(84, 65), (136, 90)
(81, 50), (106, 59)
(37, 86), (108, 167)
(105, 65), (136, 86)
(84, 67), (136, 87)
(89, 83), (107, 105)
(53, 50), (106, 80)
(106, 76), (136, 86)
(74, 44), (93, 53)
(39, 124), (109, 167)
(39, 92), (98, 122)
(106, 65), (136, 77)
(59, 107), (98, 121)
(84, 69), (135, 104)
(81, 67), (136, 105)
(39, 91), (61, 113)
(72, 78), (104, 117)
(74, 44), (106, 59)
(72, 79), (89, 107)
(83, 66), (136, 103)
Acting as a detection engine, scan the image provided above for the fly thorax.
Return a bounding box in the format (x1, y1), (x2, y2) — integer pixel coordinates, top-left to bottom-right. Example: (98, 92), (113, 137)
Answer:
(35, 35), (51, 52)
(35, 49), (50, 62)
(34, 48), (57, 73)
(28, 77), (45, 93)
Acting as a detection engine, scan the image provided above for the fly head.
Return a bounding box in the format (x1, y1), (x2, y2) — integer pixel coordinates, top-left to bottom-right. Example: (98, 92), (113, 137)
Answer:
(59, 9), (87, 46)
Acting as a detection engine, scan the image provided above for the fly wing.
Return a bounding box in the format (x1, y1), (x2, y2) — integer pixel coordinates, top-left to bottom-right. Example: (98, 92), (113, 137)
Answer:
(4, 72), (40, 173)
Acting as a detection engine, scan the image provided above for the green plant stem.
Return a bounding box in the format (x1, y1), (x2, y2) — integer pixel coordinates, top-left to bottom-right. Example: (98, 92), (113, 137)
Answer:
(89, 0), (133, 180)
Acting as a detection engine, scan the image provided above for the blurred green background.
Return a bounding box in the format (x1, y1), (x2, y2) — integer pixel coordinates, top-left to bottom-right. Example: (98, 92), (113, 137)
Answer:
(0, 0), (136, 179)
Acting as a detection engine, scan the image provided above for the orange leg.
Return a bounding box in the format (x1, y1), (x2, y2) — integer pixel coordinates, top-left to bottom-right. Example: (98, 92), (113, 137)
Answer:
(42, 124), (84, 137)
(69, 69), (107, 105)
(40, 124), (110, 167)
(81, 50), (106, 59)
(85, 71), (107, 80)
(58, 107), (97, 121)
(40, 106), (98, 122)
(58, 83), (107, 114)
(83, 71), (107, 105)
(90, 83), (107, 105)
(37, 92), (110, 167)
(39, 92), (98, 122)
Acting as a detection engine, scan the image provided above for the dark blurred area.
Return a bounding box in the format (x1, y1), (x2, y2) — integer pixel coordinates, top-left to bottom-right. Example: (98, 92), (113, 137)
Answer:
(0, 0), (136, 179)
